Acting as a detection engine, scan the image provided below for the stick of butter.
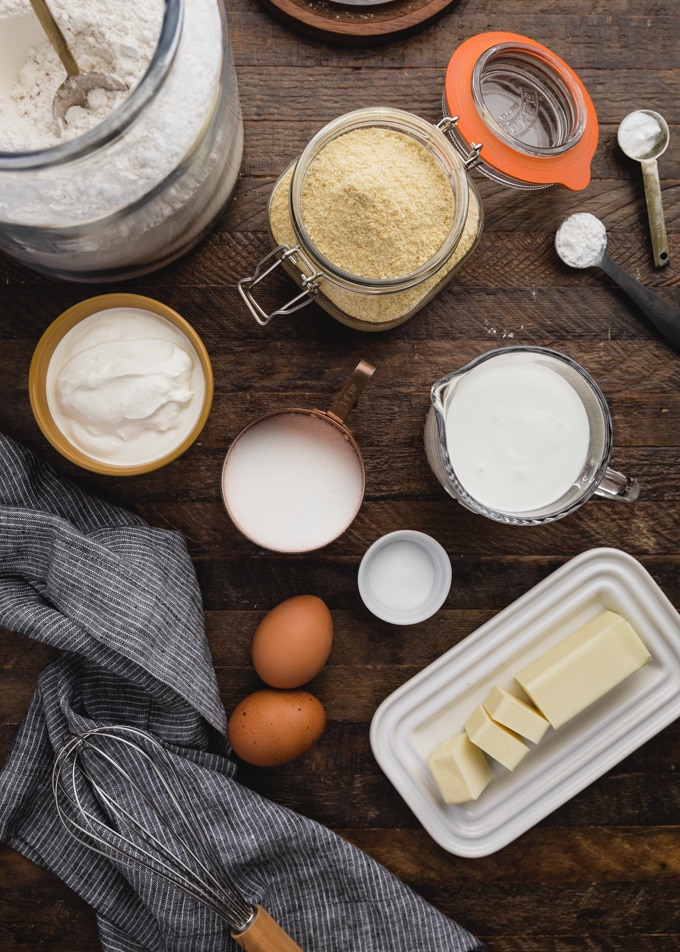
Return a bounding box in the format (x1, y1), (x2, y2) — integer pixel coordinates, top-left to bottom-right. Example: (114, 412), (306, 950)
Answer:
(483, 685), (550, 744)
(515, 609), (651, 729)
(428, 733), (492, 804)
(464, 704), (530, 770)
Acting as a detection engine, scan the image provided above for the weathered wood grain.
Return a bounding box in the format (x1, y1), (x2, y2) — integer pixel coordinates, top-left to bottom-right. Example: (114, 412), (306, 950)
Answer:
(1, 0), (679, 949)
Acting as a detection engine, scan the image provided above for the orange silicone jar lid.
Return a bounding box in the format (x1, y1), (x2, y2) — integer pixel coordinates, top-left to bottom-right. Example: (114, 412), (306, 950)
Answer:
(444, 32), (598, 191)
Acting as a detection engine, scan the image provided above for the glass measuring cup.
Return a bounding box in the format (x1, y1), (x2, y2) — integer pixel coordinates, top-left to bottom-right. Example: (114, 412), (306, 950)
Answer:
(221, 361), (374, 552)
(424, 347), (639, 525)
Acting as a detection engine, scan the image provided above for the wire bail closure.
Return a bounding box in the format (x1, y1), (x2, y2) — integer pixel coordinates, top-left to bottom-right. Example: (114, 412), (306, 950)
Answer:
(237, 244), (323, 326)
(437, 116), (483, 170)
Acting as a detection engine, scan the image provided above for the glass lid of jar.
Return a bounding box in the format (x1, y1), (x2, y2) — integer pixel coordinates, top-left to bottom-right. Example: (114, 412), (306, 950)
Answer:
(444, 32), (598, 191)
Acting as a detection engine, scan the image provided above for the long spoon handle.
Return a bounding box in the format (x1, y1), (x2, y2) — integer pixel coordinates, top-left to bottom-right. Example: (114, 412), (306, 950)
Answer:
(641, 156), (670, 268)
(598, 252), (680, 351)
(28, 0), (80, 77)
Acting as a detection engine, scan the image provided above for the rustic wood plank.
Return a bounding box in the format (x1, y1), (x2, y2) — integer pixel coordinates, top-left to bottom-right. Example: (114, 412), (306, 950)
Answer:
(2, 1), (680, 949)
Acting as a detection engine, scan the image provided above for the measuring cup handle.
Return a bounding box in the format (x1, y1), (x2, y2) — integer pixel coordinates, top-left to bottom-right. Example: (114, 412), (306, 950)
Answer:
(326, 360), (376, 423)
(599, 254), (680, 351)
(641, 157), (670, 268)
(594, 467), (640, 503)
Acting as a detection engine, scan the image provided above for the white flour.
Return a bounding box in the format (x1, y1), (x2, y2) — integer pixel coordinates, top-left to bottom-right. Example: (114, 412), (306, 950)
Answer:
(555, 212), (607, 269)
(0, 0), (163, 150)
(0, 0), (243, 278)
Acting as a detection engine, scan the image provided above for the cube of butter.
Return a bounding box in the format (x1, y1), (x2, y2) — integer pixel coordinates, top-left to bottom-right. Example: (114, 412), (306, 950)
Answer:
(483, 685), (550, 744)
(428, 733), (492, 804)
(515, 609), (651, 729)
(464, 704), (530, 771)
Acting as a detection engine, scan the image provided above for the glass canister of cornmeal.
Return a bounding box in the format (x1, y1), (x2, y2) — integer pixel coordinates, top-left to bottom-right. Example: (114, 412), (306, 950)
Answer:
(239, 107), (483, 332)
(0, 0), (243, 281)
(239, 34), (597, 332)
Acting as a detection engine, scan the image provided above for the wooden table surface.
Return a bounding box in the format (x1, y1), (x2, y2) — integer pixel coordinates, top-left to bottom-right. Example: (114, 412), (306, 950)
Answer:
(1, 0), (679, 949)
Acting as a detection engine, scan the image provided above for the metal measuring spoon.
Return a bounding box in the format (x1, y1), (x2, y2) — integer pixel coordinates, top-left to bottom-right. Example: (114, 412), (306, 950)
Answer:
(617, 109), (670, 268)
(29, 0), (127, 129)
(555, 213), (680, 352)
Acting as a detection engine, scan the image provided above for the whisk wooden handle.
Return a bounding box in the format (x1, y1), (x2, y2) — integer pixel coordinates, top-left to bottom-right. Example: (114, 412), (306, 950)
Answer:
(231, 904), (304, 952)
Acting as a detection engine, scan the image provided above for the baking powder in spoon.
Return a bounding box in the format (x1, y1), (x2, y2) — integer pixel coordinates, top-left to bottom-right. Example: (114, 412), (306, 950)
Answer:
(555, 212), (607, 268)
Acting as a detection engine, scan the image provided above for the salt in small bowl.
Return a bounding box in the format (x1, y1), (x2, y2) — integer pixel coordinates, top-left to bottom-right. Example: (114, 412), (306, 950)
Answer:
(358, 530), (452, 625)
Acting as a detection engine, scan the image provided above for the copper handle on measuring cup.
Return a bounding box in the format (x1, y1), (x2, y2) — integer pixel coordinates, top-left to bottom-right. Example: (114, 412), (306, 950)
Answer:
(326, 360), (375, 425)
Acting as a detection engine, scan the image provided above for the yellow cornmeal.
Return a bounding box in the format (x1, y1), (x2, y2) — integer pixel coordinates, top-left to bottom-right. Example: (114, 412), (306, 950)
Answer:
(300, 128), (454, 280)
(269, 132), (480, 327)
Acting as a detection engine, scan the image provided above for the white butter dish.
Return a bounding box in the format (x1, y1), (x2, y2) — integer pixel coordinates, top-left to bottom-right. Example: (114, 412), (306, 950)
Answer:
(369, 547), (680, 857)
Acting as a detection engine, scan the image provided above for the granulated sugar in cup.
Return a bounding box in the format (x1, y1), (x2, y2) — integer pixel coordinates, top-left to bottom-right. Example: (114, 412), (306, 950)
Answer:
(221, 361), (374, 553)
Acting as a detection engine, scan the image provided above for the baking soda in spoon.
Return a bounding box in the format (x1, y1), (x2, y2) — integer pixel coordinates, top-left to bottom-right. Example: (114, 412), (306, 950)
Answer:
(555, 212), (680, 351)
(618, 109), (670, 268)
(554, 212), (607, 269)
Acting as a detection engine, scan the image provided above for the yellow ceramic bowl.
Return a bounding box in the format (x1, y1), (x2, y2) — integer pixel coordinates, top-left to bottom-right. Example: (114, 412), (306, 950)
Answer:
(29, 293), (214, 476)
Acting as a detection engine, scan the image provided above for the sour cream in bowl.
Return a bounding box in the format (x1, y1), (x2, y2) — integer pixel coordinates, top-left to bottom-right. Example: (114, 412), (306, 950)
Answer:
(29, 294), (213, 475)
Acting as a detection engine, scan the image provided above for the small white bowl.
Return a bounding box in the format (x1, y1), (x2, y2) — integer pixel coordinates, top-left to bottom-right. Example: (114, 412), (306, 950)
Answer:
(358, 530), (452, 625)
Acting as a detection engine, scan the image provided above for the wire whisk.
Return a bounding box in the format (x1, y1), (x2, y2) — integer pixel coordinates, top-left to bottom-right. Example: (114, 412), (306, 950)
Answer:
(52, 724), (304, 952)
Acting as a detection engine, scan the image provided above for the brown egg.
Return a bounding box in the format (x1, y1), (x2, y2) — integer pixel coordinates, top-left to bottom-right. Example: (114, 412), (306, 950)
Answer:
(252, 594), (333, 689)
(227, 689), (326, 766)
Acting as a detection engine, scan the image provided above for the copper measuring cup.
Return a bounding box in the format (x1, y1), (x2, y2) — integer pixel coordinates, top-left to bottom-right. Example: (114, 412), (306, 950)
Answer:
(221, 360), (375, 552)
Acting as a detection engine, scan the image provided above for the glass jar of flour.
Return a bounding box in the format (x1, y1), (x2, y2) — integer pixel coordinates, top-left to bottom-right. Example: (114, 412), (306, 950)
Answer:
(0, 0), (243, 281)
(239, 107), (484, 332)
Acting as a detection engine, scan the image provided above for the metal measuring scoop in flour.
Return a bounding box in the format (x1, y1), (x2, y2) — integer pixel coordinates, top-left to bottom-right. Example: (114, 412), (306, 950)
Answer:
(617, 109), (670, 268)
(29, 0), (127, 129)
(555, 212), (680, 352)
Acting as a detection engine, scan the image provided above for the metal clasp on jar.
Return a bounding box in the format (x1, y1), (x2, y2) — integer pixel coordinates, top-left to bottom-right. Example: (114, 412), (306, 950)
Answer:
(238, 244), (323, 326)
(437, 115), (484, 170)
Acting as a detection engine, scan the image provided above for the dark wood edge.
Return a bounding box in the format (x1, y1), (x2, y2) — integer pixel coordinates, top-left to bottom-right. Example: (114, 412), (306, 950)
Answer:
(257, 0), (460, 45)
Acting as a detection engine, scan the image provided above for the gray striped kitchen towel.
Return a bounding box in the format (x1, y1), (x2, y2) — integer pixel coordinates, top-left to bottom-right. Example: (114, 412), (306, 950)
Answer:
(0, 433), (485, 952)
